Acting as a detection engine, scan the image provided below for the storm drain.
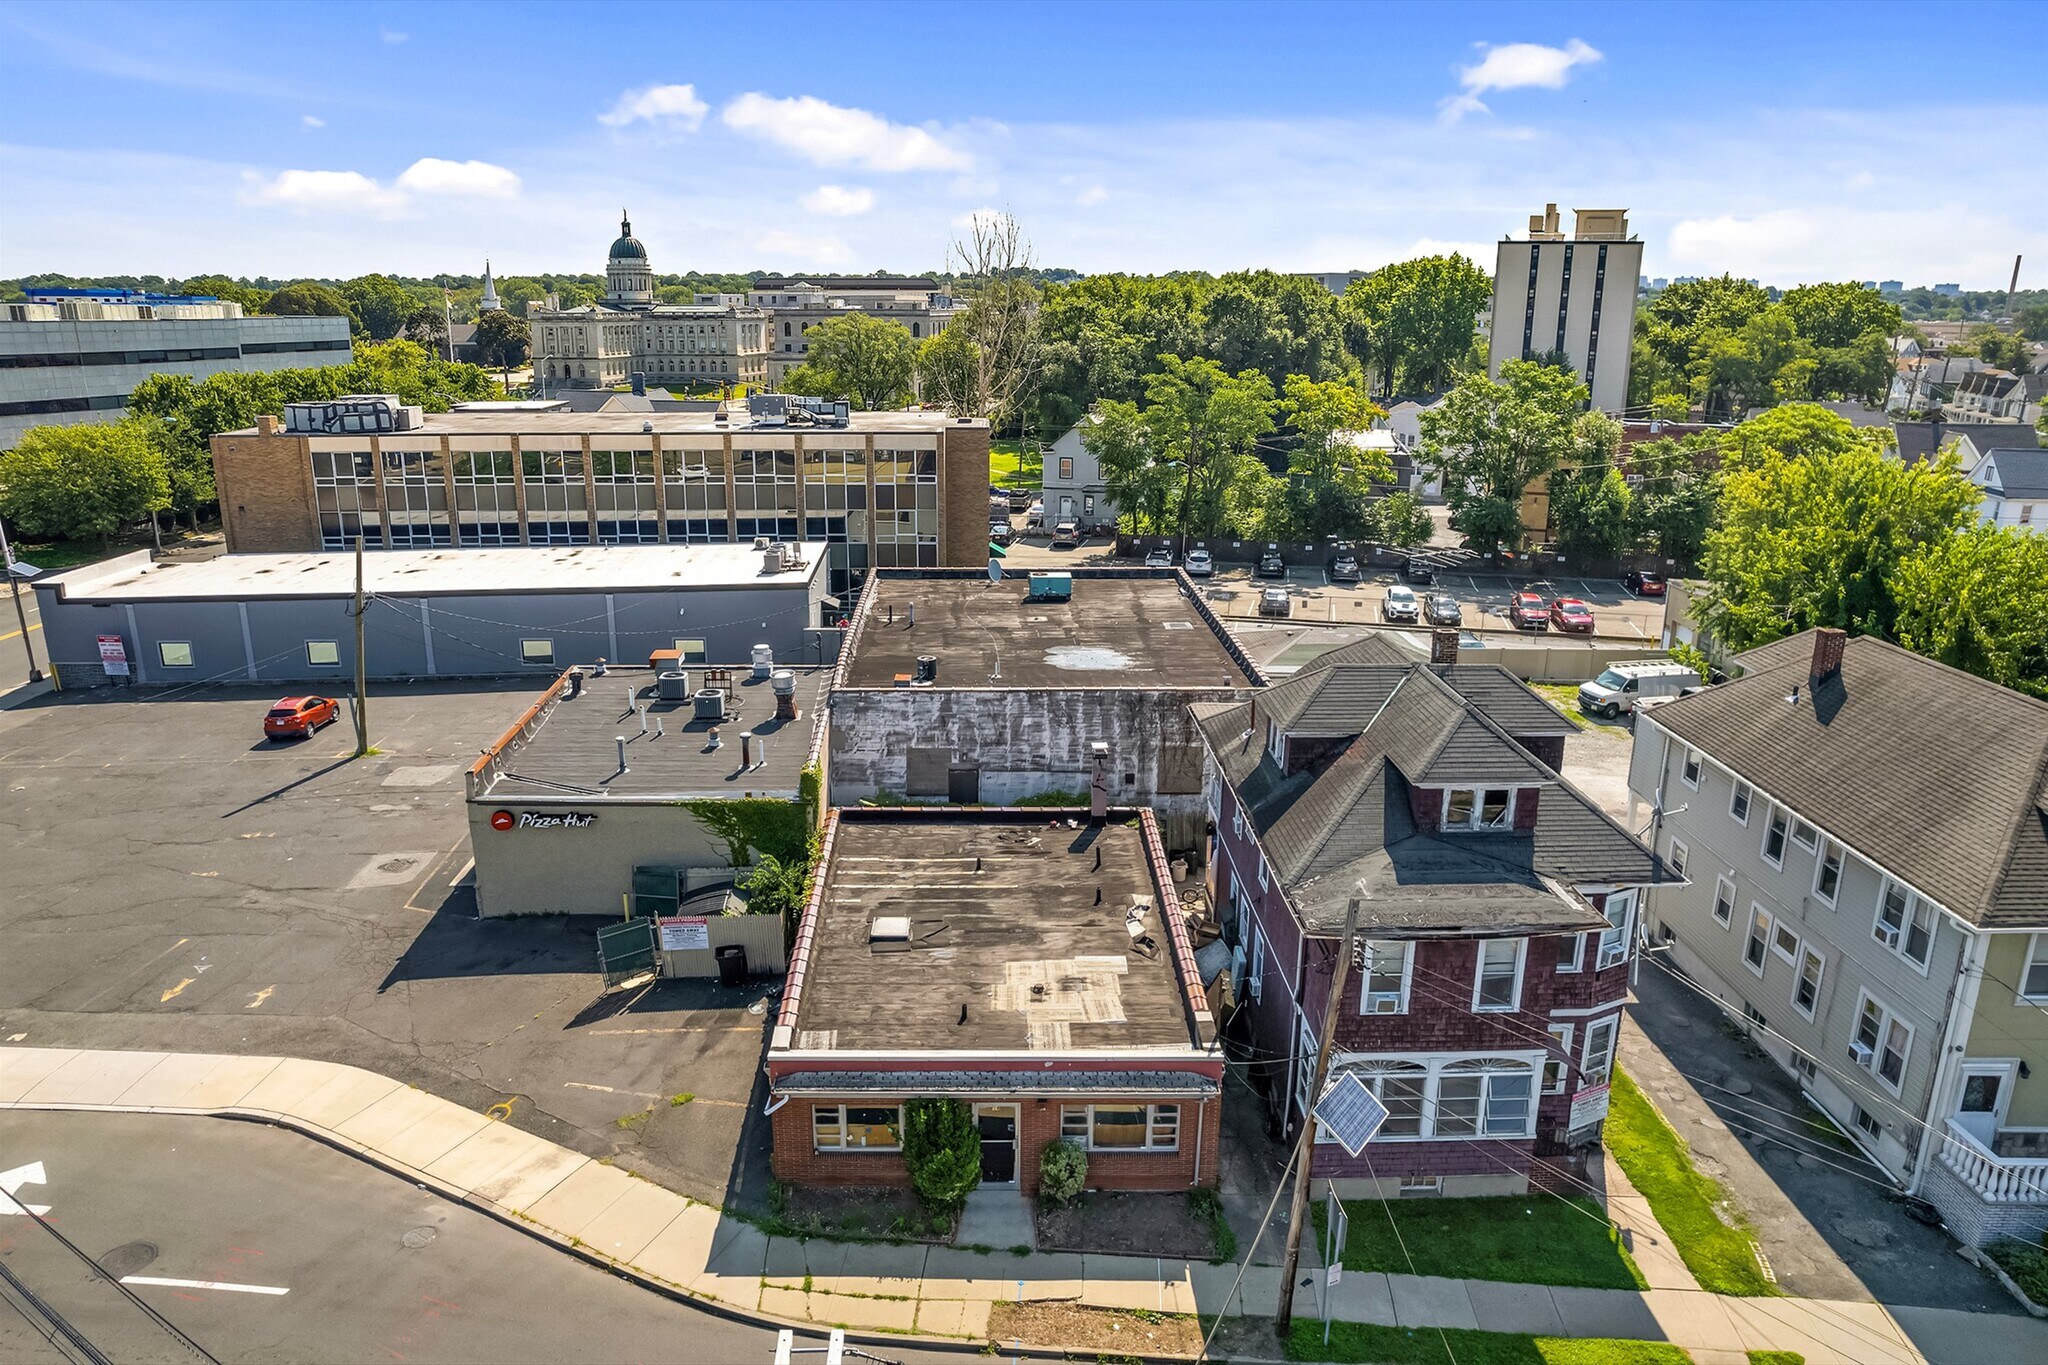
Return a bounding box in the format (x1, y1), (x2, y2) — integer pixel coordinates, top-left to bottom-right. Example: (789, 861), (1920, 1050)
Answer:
(98, 1241), (159, 1277)
(401, 1226), (437, 1250)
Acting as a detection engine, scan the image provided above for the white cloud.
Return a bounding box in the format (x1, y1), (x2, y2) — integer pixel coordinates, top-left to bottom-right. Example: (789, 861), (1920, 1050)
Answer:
(722, 93), (972, 172)
(301, 114), (325, 129)
(1076, 185), (1108, 207)
(598, 83), (708, 131)
(379, 26), (407, 44)
(243, 168), (406, 215)
(800, 184), (875, 216)
(394, 157), (522, 198)
(1442, 38), (1601, 122)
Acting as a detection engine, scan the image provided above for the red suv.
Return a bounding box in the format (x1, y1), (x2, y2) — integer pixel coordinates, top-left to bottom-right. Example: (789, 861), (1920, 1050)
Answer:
(264, 695), (340, 740)
(1508, 591), (1549, 630)
(1623, 570), (1667, 597)
(1549, 598), (1596, 634)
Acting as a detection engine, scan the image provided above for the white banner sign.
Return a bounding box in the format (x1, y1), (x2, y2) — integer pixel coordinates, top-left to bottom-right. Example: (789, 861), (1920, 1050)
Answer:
(97, 635), (129, 677)
(658, 916), (709, 952)
(1569, 1083), (1613, 1133)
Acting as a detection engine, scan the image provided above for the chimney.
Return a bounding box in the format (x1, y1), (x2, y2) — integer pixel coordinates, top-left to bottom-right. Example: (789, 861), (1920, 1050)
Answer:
(740, 730), (753, 768)
(1809, 628), (1846, 686)
(1430, 628), (1459, 666)
(256, 414), (280, 436)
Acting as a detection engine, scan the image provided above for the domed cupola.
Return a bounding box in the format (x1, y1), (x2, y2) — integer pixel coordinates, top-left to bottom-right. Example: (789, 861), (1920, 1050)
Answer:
(605, 209), (654, 306)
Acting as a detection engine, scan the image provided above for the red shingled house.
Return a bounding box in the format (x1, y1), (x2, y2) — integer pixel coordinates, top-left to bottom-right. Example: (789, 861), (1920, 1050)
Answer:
(1194, 635), (1676, 1196)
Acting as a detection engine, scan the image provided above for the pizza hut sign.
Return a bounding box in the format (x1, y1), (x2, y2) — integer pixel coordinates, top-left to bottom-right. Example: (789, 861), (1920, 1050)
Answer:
(490, 809), (597, 831)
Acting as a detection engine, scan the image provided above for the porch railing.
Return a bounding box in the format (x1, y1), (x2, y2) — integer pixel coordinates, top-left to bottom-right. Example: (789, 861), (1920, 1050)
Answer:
(1938, 1117), (2048, 1203)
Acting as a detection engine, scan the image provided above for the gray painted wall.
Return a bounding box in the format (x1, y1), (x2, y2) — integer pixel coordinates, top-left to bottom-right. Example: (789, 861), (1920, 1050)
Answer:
(469, 799), (779, 919)
(1629, 719), (1967, 1178)
(40, 573), (832, 690)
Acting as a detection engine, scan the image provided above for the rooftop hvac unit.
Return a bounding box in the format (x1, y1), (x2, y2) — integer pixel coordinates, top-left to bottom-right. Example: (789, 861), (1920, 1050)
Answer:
(1028, 571), (1072, 601)
(751, 643), (775, 678)
(693, 688), (728, 722)
(656, 670), (691, 701)
(761, 542), (787, 573)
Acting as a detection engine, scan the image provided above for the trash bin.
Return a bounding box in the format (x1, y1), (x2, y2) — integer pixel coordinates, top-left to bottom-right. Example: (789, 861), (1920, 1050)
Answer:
(715, 944), (748, 987)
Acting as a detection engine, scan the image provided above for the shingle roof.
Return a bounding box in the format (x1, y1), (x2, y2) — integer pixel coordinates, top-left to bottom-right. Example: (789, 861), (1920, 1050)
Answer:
(1981, 447), (2048, 499)
(1649, 632), (2048, 928)
(1893, 420), (2041, 466)
(1195, 657), (1668, 937)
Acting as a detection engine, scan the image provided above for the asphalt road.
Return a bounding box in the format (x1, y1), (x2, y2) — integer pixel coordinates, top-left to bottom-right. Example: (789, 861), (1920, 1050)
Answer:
(0, 1109), (967, 1364)
(0, 579), (44, 698)
(0, 682), (775, 1209)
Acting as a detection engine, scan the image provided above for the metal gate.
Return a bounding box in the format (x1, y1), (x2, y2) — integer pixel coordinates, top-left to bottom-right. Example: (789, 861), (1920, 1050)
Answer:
(597, 917), (659, 988)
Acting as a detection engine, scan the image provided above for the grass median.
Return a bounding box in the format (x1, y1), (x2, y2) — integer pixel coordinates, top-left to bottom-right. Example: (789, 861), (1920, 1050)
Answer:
(1605, 1067), (1779, 1296)
(1313, 1193), (1645, 1290)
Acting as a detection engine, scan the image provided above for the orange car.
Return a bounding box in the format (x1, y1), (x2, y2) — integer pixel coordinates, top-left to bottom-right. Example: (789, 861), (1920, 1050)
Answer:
(264, 695), (339, 740)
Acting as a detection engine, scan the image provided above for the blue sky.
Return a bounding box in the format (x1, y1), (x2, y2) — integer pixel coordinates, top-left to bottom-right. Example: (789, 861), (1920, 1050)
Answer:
(3, 0), (2043, 287)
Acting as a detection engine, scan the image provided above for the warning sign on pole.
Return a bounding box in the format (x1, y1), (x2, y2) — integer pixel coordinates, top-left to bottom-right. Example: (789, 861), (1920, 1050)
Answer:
(97, 635), (129, 677)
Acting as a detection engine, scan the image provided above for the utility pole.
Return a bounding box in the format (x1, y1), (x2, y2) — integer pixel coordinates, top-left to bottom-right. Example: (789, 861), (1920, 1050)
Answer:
(1275, 895), (1362, 1337)
(0, 517), (43, 685)
(352, 534), (369, 756)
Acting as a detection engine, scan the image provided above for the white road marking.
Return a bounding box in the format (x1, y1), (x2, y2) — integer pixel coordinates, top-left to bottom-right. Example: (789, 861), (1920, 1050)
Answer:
(0, 1161), (52, 1216)
(121, 1276), (290, 1296)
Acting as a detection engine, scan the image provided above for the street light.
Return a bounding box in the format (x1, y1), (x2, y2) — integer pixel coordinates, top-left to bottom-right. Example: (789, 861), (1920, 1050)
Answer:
(0, 516), (45, 685)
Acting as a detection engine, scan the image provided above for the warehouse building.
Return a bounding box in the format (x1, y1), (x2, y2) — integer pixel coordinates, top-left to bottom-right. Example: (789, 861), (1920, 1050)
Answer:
(465, 660), (826, 936)
(34, 540), (831, 690)
(209, 397), (993, 593)
(767, 807), (1224, 1196)
(824, 569), (1261, 851)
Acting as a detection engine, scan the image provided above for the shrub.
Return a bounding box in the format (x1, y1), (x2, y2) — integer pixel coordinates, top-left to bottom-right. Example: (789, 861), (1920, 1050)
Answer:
(1038, 1139), (1088, 1206)
(1986, 1238), (2048, 1307)
(902, 1098), (981, 1211)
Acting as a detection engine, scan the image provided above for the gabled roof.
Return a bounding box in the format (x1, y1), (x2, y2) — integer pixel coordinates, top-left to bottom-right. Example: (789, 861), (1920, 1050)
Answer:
(1651, 631), (2048, 929)
(1893, 420), (2040, 466)
(1195, 655), (1667, 937)
(1980, 447), (2048, 499)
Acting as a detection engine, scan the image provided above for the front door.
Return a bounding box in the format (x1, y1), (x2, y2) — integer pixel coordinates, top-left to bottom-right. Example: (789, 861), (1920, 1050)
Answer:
(1955, 1060), (2017, 1145)
(949, 766), (981, 803)
(976, 1104), (1017, 1184)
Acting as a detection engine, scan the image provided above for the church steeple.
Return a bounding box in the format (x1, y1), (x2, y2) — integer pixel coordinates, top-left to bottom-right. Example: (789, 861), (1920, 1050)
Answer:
(479, 258), (501, 313)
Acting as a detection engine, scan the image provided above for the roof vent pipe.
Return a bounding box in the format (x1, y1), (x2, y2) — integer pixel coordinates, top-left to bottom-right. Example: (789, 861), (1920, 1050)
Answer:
(740, 731), (753, 768)
(615, 735), (629, 772)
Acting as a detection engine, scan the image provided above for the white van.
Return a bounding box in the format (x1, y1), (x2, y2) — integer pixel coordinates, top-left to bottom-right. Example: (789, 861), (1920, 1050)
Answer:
(1577, 661), (1698, 718)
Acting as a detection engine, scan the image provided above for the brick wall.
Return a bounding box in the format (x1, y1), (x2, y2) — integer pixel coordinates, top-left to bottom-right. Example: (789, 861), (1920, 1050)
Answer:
(938, 423), (992, 568)
(1921, 1157), (2048, 1247)
(212, 432), (320, 552)
(771, 1094), (1223, 1194)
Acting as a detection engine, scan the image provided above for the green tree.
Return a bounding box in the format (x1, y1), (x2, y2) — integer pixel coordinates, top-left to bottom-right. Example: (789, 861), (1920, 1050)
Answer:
(1698, 421), (1979, 650)
(176, 275), (270, 312)
(1418, 359), (1588, 555)
(1971, 330), (2034, 373)
(1778, 282), (1902, 350)
(0, 419), (171, 543)
(1367, 489), (1434, 547)
(1203, 269), (1351, 394)
(1546, 413), (1632, 558)
(260, 281), (355, 324)
(900, 1099), (980, 1211)
(782, 313), (915, 409)
(1340, 255), (1492, 397)
(402, 306), (448, 355)
(1028, 273), (1208, 437)
(1627, 435), (1718, 562)
(1278, 375), (1390, 538)
(946, 211), (1041, 428)
(340, 274), (418, 341)
(2014, 304), (2048, 344)
(913, 324), (982, 418)
(1893, 525), (2048, 697)
(1142, 356), (1276, 543)
(473, 310), (531, 379)
(1080, 401), (1172, 534)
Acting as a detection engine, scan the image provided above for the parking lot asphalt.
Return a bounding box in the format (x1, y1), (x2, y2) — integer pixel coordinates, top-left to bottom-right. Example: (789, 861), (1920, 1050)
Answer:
(0, 1108), (963, 1364)
(0, 682), (774, 1209)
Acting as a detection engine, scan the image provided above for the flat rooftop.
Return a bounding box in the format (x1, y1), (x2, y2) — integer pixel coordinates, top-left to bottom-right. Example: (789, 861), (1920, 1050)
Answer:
(475, 666), (829, 800)
(841, 572), (1254, 690)
(226, 410), (984, 437)
(40, 542), (827, 603)
(785, 814), (1206, 1054)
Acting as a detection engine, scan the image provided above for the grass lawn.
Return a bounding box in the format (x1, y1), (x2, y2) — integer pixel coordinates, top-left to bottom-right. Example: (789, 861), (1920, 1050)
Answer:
(1747, 1353), (1806, 1365)
(1288, 1319), (1692, 1365)
(989, 437), (1041, 489)
(1528, 683), (1591, 729)
(1313, 1194), (1645, 1291)
(1605, 1068), (1778, 1296)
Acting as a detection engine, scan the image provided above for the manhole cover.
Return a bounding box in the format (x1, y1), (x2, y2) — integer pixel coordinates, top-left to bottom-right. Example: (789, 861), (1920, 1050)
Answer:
(99, 1241), (159, 1277)
(401, 1226), (437, 1249)
(379, 857), (418, 875)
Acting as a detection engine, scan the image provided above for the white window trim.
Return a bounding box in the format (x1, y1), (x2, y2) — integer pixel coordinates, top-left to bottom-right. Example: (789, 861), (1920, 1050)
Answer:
(2019, 934), (2048, 1006)
(1555, 931), (1585, 974)
(1059, 1103), (1180, 1153)
(1358, 940), (1414, 1016)
(1849, 989), (1913, 1096)
(1712, 874), (1736, 928)
(1729, 780), (1753, 825)
(1597, 891), (1636, 971)
(1770, 920), (1801, 967)
(1760, 805), (1789, 869)
(1472, 937), (1527, 1012)
(1871, 878), (1936, 975)
(1813, 842), (1843, 906)
(1667, 838), (1689, 878)
(1791, 945), (1825, 1022)
(1440, 786), (1517, 832)
(811, 1102), (903, 1152)
(1791, 819), (1819, 852)
(1581, 1016), (1620, 1087)
(1321, 1050), (1545, 1142)
(1246, 920), (1265, 1003)
(1680, 746), (1703, 788)
(1743, 903), (1772, 978)
(1543, 1024), (1574, 1095)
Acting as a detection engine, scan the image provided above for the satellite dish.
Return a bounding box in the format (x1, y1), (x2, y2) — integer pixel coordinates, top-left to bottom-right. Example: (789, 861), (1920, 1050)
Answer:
(987, 558), (1004, 584)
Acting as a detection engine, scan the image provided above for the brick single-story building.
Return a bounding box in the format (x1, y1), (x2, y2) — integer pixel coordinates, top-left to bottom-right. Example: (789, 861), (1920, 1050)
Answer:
(766, 808), (1224, 1196)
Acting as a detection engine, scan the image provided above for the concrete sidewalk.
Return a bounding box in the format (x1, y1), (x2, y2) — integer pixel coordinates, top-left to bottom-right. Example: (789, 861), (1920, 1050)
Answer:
(0, 1045), (2019, 1363)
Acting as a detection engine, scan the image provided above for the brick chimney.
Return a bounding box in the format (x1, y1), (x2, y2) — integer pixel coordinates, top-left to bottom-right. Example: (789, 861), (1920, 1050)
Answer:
(1430, 628), (1460, 665)
(1810, 627), (1846, 685)
(255, 414), (280, 436)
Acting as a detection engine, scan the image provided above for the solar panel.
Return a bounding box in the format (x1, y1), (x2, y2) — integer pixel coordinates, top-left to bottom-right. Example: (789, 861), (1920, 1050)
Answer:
(1313, 1071), (1389, 1157)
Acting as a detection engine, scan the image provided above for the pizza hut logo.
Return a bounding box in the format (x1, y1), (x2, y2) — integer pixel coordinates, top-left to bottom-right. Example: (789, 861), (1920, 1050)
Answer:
(490, 810), (514, 831)
(494, 810), (598, 831)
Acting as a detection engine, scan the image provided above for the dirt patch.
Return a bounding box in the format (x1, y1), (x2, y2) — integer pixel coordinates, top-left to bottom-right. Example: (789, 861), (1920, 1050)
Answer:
(988, 1302), (1202, 1357)
(780, 1185), (952, 1242)
(1035, 1190), (1215, 1259)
